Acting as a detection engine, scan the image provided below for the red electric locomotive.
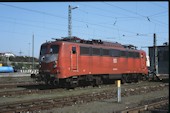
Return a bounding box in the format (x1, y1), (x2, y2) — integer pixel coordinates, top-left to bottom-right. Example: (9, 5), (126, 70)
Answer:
(32, 36), (148, 87)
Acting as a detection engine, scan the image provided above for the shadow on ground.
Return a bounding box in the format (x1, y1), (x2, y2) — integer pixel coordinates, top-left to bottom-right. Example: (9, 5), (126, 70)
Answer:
(17, 84), (59, 90)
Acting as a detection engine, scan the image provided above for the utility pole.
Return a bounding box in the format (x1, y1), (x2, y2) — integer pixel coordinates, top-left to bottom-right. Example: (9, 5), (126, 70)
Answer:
(32, 34), (34, 72)
(68, 5), (72, 38)
(68, 5), (78, 39)
(28, 42), (31, 69)
(153, 33), (158, 78)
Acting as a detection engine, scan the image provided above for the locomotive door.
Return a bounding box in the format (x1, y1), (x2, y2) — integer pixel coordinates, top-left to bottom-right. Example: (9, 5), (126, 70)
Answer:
(71, 46), (78, 71)
(140, 53), (145, 71)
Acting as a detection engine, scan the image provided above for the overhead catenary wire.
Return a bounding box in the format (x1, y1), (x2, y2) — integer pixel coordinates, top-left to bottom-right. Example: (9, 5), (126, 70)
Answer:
(77, 2), (168, 30)
(0, 19), (123, 40)
(103, 2), (146, 17)
(76, 2), (168, 26)
(77, 9), (141, 19)
(148, 10), (168, 17)
(77, 2), (162, 20)
(152, 2), (167, 9)
(2, 16), (163, 45)
(103, 2), (168, 26)
(0, 3), (143, 35)
(78, 2), (168, 20)
(1, 2), (167, 35)
(0, 3), (66, 19)
(0, 3), (168, 42)
(0, 15), (83, 28)
(0, 16), (124, 37)
(77, 2), (151, 19)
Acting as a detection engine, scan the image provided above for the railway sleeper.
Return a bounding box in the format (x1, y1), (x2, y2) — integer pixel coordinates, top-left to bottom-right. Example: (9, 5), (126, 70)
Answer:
(28, 106), (42, 112)
(41, 104), (54, 110)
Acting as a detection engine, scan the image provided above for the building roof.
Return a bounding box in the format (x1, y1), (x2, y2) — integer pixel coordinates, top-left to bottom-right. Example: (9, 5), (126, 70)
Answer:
(148, 45), (169, 48)
(0, 52), (16, 57)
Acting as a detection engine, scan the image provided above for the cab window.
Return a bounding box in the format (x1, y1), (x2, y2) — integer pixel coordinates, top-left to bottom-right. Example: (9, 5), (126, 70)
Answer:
(40, 45), (47, 55)
(50, 45), (59, 54)
(72, 47), (76, 54)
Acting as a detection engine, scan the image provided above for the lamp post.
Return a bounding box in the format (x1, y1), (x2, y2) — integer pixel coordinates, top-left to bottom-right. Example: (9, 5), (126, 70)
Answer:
(28, 42), (30, 69)
(153, 33), (158, 77)
(32, 34), (34, 73)
(68, 5), (78, 39)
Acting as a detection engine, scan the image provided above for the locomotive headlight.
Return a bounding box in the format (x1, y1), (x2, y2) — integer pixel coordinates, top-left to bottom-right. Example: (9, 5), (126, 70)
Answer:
(53, 60), (57, 68)
(39, 62), (41, 68)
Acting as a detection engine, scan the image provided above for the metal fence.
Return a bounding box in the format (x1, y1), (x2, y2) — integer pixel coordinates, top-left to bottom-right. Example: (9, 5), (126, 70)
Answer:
(18, 69), (39, 74)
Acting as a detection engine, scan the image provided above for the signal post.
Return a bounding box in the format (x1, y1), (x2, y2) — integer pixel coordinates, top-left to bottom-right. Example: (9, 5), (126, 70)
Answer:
(117, 80), (121, 103)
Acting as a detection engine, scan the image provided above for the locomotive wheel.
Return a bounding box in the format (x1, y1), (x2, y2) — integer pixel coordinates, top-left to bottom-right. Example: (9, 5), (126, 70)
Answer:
(125, 75), (132, 83)
(65, 78), (78, 89)
(92, 79), (97, 87)
(121, 78), (126, 84)
(92, 77), (103, 87)
(53, 79), (59, 86)
(67, 82), (78, 89)
(121, 74), (126, 84)
(45, 79), (50, 86)
(142, 75), (148, 81)
(133, 75), (139, 83)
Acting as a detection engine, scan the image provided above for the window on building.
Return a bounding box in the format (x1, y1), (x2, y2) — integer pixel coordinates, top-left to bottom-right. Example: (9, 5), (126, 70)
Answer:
(163, 51), (168, 61)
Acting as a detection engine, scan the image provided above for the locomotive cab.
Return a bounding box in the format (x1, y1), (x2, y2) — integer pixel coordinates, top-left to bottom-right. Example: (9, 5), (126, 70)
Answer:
(38, 42), (61, 85)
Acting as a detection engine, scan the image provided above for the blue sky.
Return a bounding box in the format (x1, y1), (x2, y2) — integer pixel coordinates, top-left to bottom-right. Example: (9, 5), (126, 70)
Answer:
(0, 2), (168, 58)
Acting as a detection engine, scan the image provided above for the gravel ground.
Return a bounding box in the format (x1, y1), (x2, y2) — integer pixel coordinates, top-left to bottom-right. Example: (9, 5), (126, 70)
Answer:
(0, 84), (114, 104)
(0, 72), (31, 77)
(0, 74), (33, 83)
(0, 81), (168, 105)
(0, 87), (26, 92)
(41, 87), (169, 113)
(0, 74), (168, 113)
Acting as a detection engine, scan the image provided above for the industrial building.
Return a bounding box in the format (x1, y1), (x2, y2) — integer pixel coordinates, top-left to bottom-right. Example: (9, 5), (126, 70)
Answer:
(148, 42), (169, 75)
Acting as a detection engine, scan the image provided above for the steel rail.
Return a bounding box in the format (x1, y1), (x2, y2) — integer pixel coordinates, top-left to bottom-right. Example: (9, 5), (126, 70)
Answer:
(0, 82), (43, 89)
(118, 99), (169, 113)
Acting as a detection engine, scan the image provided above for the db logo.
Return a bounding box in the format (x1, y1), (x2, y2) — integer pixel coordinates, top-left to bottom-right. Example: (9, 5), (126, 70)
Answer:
(113, 58), (117, 63)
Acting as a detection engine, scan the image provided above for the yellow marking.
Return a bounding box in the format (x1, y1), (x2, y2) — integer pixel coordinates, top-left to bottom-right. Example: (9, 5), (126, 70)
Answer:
(117, 80), (121, 87)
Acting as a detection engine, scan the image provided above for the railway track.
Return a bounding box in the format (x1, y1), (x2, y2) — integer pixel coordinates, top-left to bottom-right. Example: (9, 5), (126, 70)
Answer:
(0, 82), (168, 97)
(149, 102), (169, 113)
(0, 88), (64, 97)
(117, 97), (169, 113)
(0, 82), (43, 89)
(0, 82), (168, 113)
